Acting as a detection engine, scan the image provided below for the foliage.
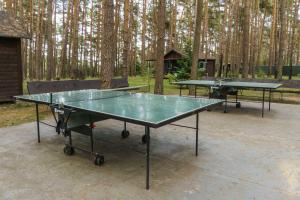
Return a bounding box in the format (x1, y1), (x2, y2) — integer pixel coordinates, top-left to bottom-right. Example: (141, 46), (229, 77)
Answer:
(257, 68), (266, 78)
(165, 73), (176, 83)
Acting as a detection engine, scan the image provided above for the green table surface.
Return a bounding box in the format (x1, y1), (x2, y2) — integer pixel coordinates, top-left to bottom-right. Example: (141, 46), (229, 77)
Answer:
(15, 90), (222, 127)
(174, 80), (282, 89)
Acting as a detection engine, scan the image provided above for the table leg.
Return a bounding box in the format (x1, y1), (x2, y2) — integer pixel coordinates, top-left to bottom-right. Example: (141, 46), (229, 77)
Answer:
(179, 85), (182, 96)
(36, 103), (40, 143)
(196, 113), (199, 156)
(194, 86), (197, 98)
(269, 89), (271, 111)
(145, 126), (150, 190)
(90, 126), (94, 153)
(262, 89), (265, 118)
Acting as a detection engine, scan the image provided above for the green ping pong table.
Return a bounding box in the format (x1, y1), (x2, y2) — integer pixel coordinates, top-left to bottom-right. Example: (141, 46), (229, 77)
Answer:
(174, 80), (282, 117)
(15, 89), (222, 189)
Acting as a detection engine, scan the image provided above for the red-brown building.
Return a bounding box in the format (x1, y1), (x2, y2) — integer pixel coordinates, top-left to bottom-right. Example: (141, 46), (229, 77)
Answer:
(0, 11), (30, 102)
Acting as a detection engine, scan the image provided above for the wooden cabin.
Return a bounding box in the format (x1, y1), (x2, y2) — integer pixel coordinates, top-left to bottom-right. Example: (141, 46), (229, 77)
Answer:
(164, 49), (183, 74)
(0, 11), (30, 102)
(164, 48), (216, 77)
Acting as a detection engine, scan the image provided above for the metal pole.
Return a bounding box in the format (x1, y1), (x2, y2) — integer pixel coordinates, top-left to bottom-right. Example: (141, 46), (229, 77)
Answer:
(194, 86), (197, 98)
(145, 126), (150, 190)
(90, 125), (94, 153)
(196, 113), (199, 156)
(269, 89), (271, 111)
(179, 85), (182, 96)
(124, 122), (127, 131)
(36, 103), (40, 143)
(262, 89), (265, 118)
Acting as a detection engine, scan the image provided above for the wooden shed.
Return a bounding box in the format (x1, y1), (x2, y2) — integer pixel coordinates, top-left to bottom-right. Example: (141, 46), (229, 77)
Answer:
(164, 49), (184, 74)
(0, 11), (30, 102)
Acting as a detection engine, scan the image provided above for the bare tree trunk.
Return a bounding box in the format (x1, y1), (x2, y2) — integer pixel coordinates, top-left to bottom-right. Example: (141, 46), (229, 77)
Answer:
(122, 0), (130, 78)
(71, 0), (79, 78)
(46, 0), (54, 80)
(241, 0), (250, 78)
(60, 0), (71, 78)
(141, 0), (147, 74)
(100, 0), (114, 89)
(288, 1), (299, 80)
(89, 1), (94, 76)
(154, 0), (166, 94)
(276, 0), (287, 80)
(190, 0), (203, 94)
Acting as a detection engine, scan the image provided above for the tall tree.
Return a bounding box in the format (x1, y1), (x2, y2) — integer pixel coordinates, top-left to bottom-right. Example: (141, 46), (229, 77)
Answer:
(241, 0), (250, 78)
(154, 0), (166, 94)
(268, 0), (277, 77)
(46, 0), (54, 80)
(190, 0), (203, 94)
(100, 0), (114, 88)
(122, 0), (130, 78)
(276, 0), (288, 80)
(141, 0), (147, 74)
(288, 0), (299, 79)
(71, 0), (79, 77)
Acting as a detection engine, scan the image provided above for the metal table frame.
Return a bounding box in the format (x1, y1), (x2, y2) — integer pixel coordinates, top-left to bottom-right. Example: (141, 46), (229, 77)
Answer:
(17, 93), (221, 190)
(178, 82), (281, 118)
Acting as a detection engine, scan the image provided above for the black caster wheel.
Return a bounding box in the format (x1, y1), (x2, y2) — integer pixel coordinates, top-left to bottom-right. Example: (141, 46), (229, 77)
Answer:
(121, 130), (130, 138)
(63, 145), (74, 156)
(142, 135), (148, 144)
(94, 154), (105, 166)
(236, 102), (241, 108)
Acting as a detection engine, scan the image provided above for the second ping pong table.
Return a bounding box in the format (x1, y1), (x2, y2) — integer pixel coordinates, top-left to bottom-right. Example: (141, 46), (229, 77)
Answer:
(15, 89), (222, 189)
(174, 80), (282, 117)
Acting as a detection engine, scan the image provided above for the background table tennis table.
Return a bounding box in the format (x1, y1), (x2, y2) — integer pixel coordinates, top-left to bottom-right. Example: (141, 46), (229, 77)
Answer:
(15, 89), (222, 189)
(174, 80), (282, 117)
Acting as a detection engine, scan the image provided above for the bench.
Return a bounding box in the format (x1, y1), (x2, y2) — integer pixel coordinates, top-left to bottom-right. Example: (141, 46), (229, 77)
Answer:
(27, 78), (130, 94)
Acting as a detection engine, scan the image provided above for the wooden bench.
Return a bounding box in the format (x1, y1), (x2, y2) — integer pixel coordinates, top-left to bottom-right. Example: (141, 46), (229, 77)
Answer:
(27, 78), (130, 94)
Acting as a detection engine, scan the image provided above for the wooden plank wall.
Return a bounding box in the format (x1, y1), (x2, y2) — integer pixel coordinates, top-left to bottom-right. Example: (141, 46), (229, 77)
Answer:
(0, 37), (22, 102)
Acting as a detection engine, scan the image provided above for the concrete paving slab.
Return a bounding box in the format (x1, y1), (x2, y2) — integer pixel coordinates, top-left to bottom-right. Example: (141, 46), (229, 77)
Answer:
(0, 102), (299, 200)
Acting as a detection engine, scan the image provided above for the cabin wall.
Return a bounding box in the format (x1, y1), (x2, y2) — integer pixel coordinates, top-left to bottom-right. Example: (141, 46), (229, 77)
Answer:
(0, 37), (22, 102)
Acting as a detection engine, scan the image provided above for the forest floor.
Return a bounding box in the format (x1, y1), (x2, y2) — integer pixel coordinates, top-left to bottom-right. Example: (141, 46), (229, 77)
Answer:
(0, 76), (299, 128)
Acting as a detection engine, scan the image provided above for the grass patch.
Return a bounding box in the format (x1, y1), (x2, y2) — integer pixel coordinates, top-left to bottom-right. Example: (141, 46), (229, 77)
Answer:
(0, 103), (50, 127)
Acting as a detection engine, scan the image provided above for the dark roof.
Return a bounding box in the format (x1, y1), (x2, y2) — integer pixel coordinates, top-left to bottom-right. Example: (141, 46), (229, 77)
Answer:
(0, 11), (30, 39)
(165, 48), (184, 56)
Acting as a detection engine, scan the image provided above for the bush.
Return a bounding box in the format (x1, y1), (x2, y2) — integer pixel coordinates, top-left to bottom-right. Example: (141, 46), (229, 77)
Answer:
(165, 73), (176, 83)
(257, 68), (266, 78)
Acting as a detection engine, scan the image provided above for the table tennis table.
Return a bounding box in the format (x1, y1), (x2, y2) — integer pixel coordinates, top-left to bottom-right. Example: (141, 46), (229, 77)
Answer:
(15, 89), (222, 189)
(174, 80), (282, 117)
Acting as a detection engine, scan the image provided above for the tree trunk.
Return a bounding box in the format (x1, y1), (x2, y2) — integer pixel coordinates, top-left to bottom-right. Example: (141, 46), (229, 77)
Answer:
(100, 0), (114, 89)
(288, 1), (299, 80)
(190, 0), (203, 94)
(141, 0), (147, 74)
(46, 0), (54, 80)
(122, 0), (130, 78)
(241, 0), (250, 78)
(71, 0), (79, 78)
(60, 0), (71, 78)
(276, 0), (287, 80)
(154, 0), (166, 94)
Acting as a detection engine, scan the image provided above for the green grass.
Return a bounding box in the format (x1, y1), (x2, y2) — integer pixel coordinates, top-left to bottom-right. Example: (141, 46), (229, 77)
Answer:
(0, 76), (299, 128)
